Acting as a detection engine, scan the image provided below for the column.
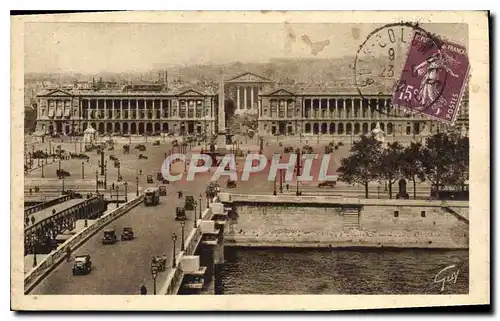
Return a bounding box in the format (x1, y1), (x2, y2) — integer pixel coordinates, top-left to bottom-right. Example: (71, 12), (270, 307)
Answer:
(250, 86), (255, 111)
(111, 100), (115, 119)
(258, 98), (262, 117)
(236, 87), (240, 110)
(119, 100), (123, 119)
(327, 99), (330, 118)
(152, 100), (156, 119)
(160, 100), (163, 119)
(127, 100), (131, 120)
(87, 99), (90, 119)
(104, 99), (107, 119)
(135, 99), (139, 120)
(243, 86), (247, 110)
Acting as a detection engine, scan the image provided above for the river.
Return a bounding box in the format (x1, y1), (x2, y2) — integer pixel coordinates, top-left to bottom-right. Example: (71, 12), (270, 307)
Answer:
(218, 247), (468, 294)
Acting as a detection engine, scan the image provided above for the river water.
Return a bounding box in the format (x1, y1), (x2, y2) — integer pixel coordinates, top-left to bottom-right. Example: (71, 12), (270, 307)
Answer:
(218, 247), (468, 295)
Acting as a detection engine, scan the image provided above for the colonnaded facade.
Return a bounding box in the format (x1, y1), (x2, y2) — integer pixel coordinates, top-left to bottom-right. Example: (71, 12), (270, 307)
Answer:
(35, 71), (469, 137)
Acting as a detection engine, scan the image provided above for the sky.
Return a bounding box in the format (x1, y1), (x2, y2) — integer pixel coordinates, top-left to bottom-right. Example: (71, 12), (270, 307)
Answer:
(24, 22), (468, 74)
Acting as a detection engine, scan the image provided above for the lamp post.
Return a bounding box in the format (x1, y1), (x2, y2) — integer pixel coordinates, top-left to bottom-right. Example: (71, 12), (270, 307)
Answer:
(150, 259), (158, 295)
(104, 161), (107, 188)
(172, 233), (178, 268)
(81, 161), (85, 179)
(296, 149), (301, 196)
(95, 170), (98, 194)
(279, 169), (284, 193)
(32, 235), (37, 267)
(206, 193), (210, 209)
(136, 176), (139, 196)
(193, 202), (197, 228)
(199, 194), (202, 220)
(41, 160), (44, 178)
(116, 186), (120, 208)
(62, 176), (65, 194)
(377, 184), (380, 199)
(180, 220), (186, 251)
(124, 182), (128, 202)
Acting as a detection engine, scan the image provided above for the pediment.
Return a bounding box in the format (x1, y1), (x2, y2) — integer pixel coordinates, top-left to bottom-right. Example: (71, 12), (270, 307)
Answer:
(44, 89), (74, 97)
(267, 89), (296, 96)
(226, 72), (272, 83)
(178, 89), (204, 97)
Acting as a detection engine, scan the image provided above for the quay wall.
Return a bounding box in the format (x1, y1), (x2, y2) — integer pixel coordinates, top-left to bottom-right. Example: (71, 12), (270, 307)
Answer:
(222, 194), (469, 249)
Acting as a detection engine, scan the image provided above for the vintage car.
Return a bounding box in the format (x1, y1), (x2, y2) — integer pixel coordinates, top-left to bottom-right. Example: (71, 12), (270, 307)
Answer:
(156, 172), (164, 181)
(138, 154), (148, 160)
(318, 180), (337, 188)
(144, 187), (160, 206)
(109, 155), (118, 161)
(147, 175), (154, 184)
(123, 145), (130, 154)
(135, 144), (147, 152)
(153, 140), (161, 146)
(172, 139), (179, 147)
(121, 227), (135, 241)
(175, 207), (187, 221)
(102, 228), (117, 245)
(56, 169), (71, 178)
(184, 196), (195, 210)
(154, 256), (167, 272)
(226, 179), (237, 188)
(159, 185), (167, 196)
(72, 255), (92, 275)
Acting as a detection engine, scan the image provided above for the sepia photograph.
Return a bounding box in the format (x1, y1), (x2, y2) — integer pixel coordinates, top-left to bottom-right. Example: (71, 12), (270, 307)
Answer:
(11, 10), (490, 311)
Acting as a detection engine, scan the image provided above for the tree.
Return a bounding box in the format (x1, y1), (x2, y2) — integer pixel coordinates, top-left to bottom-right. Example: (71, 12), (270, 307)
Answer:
(400, 142), (425, 199)
(420, 133), (455, 199)
(338, 135), (382, 198)
(447, 136), (469, 190)
(377, 142), (404, 199)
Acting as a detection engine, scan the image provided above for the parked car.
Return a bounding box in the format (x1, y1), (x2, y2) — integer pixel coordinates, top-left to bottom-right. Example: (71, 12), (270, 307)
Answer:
(184, 196), (195, 210)
(121, 227), (135, 241)
(102, 229), (117, 245)
(318, 180), (337, 188)
(72, 255), (92, 275)
(159, 185), (167, 196)
(147, 175), (154, 184)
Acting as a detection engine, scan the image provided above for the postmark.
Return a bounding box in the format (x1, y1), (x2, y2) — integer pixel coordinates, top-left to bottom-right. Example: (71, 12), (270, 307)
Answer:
(392, 33), (470, 123)
(353, 22), (465, 120)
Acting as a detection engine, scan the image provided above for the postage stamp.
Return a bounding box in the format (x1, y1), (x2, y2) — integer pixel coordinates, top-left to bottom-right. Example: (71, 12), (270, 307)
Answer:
(392, 32), (470, 123)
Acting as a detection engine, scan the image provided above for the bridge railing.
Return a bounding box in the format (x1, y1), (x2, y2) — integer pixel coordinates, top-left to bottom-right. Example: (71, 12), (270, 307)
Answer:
(24, 194), (73, 217)
(24, 194), (144, 294)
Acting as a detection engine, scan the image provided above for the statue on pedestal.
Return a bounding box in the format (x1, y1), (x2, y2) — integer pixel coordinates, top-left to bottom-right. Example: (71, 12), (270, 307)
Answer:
(370, 122), (385, 143)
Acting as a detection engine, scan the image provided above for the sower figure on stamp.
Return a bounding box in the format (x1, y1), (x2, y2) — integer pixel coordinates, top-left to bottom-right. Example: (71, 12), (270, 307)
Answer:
(413, 49), (460, 115)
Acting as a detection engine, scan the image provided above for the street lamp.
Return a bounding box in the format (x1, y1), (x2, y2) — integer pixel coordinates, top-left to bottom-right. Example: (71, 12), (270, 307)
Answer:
(95, 170), (99, 194)
(136, 176), (139, 196)
(279, 169), (284, 193)
(206, 194), (210, 209)
(32, 235), (37, 267)
(150, 258), (158, 295)
(199, 194), (202, 220)
(180, 220), (186, 251)
(116, 186), (120, 208)
(296, 149), (301, 196)
(193, 202), (198, 228)
(171, 233), (178, 268)
(124, 182), (128, 202)
(81, 161), (85, 179)
(41, 160), (44, 178)
(62, 176), (65, 194)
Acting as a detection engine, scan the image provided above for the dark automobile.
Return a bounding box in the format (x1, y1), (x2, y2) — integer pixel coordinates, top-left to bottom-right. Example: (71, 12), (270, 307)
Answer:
(175, 207), (187, 221)
(72, 255), (92, 275)
(318, 180), (337, 188)
(159, 186), (167, 196)
(121, 227), (135, 241)
(147, 175), (154, 184)
(102, 229), (117, 245)
(184, 196), (195, 210)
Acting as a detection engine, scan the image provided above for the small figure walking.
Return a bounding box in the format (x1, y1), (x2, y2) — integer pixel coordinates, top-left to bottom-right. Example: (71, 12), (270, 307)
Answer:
(30, 216), (35, 225)
(286, 184), (290, 191)
(140, 285), (148, 295)
(177, 190), (183, 199)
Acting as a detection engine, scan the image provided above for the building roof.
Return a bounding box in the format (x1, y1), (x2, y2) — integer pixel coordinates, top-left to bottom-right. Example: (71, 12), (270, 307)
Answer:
(261, 85), (393, 97)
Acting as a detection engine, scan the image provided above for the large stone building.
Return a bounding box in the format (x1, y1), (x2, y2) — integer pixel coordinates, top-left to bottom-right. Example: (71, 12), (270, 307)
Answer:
(35, 71), (469, 138)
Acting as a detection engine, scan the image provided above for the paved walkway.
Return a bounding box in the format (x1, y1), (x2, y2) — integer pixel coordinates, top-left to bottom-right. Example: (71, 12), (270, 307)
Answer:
(25, 199), (87, 226)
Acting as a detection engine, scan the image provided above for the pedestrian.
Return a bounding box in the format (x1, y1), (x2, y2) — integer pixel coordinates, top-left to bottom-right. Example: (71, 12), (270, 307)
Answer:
(29, 188), (33, 195)
(112, 183), (115, 190)
(30, 216), (35, 225)
(286, 184), (289, 191)
(140, 285), (148, 295)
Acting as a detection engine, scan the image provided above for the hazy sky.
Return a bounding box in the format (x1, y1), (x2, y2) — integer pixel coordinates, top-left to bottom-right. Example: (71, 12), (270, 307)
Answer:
(24, 22), (468, 74)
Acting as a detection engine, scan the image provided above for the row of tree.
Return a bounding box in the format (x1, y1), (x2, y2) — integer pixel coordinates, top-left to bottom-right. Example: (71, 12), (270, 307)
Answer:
(337, 132), (469, 199)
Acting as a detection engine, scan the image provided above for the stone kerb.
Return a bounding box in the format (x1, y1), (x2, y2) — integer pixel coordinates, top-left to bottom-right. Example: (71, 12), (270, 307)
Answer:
(24, 195), (144, 294)
(226, 193), (469, 208)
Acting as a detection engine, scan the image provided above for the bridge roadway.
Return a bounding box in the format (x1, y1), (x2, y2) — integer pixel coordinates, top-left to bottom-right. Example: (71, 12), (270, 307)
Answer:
(31, 176), (212, 295)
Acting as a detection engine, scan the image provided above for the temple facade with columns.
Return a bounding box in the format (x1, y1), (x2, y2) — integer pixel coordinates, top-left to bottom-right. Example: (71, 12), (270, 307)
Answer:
(35, 71), (469, 138)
